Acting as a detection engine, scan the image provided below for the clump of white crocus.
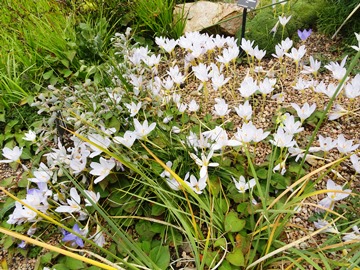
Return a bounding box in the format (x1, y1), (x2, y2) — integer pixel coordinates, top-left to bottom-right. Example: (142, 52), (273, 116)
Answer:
(318, 179), (351, 211)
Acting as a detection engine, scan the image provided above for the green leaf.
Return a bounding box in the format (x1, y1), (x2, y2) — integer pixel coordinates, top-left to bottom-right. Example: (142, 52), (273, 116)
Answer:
(214, 237), (226, 248)
(0, 197), (14, 219)
(43, 70), (53, 80)
(2, 235), (14, 250)
(18, 174), (29, 188)
(135, 221), (155, 240)
(149, 246), (170, 270)
(40, 252), (53, 264)
(65, 257), (85, 269)
(226, 247), (245, 267)
(271, 173), (290, 189)
(0, 177), (13, 187)
(224, 212), (246, 232)
(65, 50), (77, 62)
(151, 204), (165, 216)
(52, 264), (68, 270)
(256, 168), (268, 179)
(61, 59), (70, 68)
(63, 69), (73, 78)
(108, 116), (120, 132)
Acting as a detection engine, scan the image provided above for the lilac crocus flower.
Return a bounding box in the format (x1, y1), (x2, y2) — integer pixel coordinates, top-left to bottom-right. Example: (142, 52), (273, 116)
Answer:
(61, 224), (84, 247)
(298, 29), (312, 41)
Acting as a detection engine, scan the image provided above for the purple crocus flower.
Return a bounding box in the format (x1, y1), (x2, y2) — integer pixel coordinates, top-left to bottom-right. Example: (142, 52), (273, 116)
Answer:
(298, 29), (312, 41)
(61, 224), (84, 247)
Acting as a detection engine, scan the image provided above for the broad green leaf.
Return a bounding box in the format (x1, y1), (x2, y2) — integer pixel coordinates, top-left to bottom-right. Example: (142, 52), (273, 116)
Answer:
(226, 247), (244, 267)
(224, 212), (246, 232)
(151, 204), (165, 216)
(256, 168), (268, 179)
(42, 70), (53, 80)
(65, 256), (85, 269)
(214, 237), (226, 248)
(149, 246), (170, 270)
(0, 177), (13, 187)
(40, 252), (53, 264)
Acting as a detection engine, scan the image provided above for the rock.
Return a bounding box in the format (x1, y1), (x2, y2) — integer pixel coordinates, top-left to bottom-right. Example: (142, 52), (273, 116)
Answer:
(174, 1), (244, 36)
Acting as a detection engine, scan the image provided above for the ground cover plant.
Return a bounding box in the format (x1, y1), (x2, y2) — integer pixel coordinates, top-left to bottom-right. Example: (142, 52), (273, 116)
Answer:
(1, 2), (360, 270)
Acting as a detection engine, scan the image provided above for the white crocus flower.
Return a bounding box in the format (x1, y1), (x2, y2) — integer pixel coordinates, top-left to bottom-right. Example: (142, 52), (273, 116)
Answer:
(240, 38), (254, 55)
(124, 101), (142, 117)
(214, 98), (230, 117)
(309, 135), (337, 153)
(189, 148), (219, 179)
(87, 134), (111, 158)
(291, 102), (316, 122)
(318, 179), (351, 211)
(314, 219), (339, 234)
(0, 146), (23, 163)
(343, 225), (360, 242)
(278, 15), (292, 27)
(273, 154), (289, 175)
(232, 175), (256, 193)
(270, 128), (296, 148)
(184, 173), (207, 194)
(285, 45), (306, 65)
(84, 190), (100, 207)
(324, 56), (347, 81)
(350, 154), (360, 174)
(188, 99), (199, 112)
(89, 157), (116, 184)
(336, 134), (359, 154)
(238, 77), (258, 99)
(28, 163), (52, 183)
(55, 188), (82, 213)
(301, 56), (321, 76)
(113, 130), (136, 148)
(328, 104), (349, 120)
(281, 38), (293, 52)
(23, 130), (36, 142)
(350, 33), (360, 51)
(282, 113), (304, 135)
(133, 119), (156, 140)
(234, 100), (252, 122)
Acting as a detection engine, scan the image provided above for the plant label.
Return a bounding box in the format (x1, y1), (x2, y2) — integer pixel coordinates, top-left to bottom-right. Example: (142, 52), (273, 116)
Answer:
(237, 0), (258, 10)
